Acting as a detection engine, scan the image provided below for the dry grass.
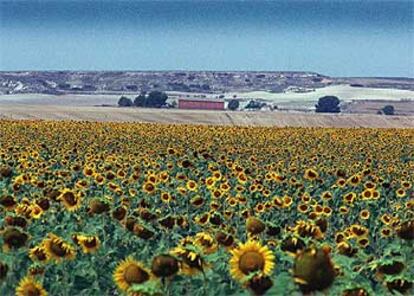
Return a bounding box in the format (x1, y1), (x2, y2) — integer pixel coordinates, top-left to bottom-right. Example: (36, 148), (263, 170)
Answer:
(1, 104), (413, 128)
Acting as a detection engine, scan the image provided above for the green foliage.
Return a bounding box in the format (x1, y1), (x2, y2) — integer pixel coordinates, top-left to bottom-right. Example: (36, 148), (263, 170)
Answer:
(382, 105), (395, 115)
(118, 96), (133, 107)
(227, 99), (240, 111)
(133, 91), (168, 108)
(315, 96), (340, 113)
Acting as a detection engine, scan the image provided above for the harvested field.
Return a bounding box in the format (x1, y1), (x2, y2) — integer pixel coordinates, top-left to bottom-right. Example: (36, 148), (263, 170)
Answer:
(342, 100), (414, 116)
(0, 104), (413, 128)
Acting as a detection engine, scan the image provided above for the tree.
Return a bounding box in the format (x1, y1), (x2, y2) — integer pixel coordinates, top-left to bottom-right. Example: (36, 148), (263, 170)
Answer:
(315, 96), (340, 113)
(228, 99), (240, 111)
(169, 101), (178, 108)
(134, 92), (147, 107)
(381, 105), (395, 115)
(146, 91), (168, 108)
(118, 96), (133, 107)
(245, 100), (265, 110)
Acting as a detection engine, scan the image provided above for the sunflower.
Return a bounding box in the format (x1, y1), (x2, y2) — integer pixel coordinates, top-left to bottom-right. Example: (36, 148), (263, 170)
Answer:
(395, 220), (414, 240)
(160, 192), (172, 203)
(321, 191), (333, 201)
(343, 192), (356, 204)
(396, 188), (406, 198)
(380, 227), (392, 238)
(0, 261), (8, 280)
(74, 235), (101, 254)
(357, 237), (369, 248)
(229, 240), (275, 282)
(281, 237), (306, 256)
(371, 190), (380, 199)
(194, 232), (218, 254)
(348, 174), (361, 186)
(282, 196), (293, 208)
(336, 241), (357, 257)
(227, 197), (238, 207)
(237, 173), (248, 184)
(83, 166), (94, 177)
(322, 206), (332, 217)
(171, 245), (207, 276)
(30, 204), (44, 219)
(0, 194), (17, 210)
(151, 254), (179, 278)
(42, 233), (76, 262)
(380, 214), (392, 225)
(349, 225), (369, 238)
(75, 178), (89, 189)
(113, 256), (150, 292)
(361, 189), (372, 200)
(142, 182), (156, 194)
(359, 209), (370, 220)
(29, 246), (50, 262)
(58, 189), (82, 212)
(294, 247), (335, 293)
(190, 196), (204, 208)
(210, 201), (220, 211)
(304, 169), (318, 181)
(272, 196), (283, 208)
(94, 173), (105, 185)
(246, 217), (266, 235)
(186, 180), (198, 192)
(112, 206), (128, 221)
(195, 213), (210, 226)
(255, 203), (265, 213)
(2, 227), (28, 251)
(336, 178), (346, 188)
(15, 276), (48, 296)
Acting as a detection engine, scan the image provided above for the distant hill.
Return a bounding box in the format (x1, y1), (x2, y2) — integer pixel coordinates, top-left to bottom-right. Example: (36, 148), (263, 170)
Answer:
(1, 71), (413, 95)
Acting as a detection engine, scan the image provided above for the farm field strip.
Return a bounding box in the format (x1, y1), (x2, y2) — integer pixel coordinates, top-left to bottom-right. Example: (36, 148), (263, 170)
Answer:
(1, 105), (414, 128)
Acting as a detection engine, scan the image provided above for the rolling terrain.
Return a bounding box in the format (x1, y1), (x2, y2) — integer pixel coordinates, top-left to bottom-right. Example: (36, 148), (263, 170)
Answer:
(1, 105), (413, 128)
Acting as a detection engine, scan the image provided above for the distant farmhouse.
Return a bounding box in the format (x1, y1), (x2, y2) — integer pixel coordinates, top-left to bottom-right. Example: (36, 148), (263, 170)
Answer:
(178, 98), (225, 110)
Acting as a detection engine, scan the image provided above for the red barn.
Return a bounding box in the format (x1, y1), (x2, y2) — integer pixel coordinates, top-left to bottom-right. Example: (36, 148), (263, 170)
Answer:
(178, 98), (225, 110)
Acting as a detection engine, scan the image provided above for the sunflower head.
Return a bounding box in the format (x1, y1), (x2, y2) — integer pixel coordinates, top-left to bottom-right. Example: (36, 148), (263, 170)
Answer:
(0, 165), (13, 178)
(281, 237), (306, 256)
(151, 254), (179, 278)
(2, 227), (28, 251)
(29, 246), (50, 262)
(88, 198), (110, 215)
(28, 264), (46, 276)
(246, 217), (266, 235)
(42, 233), (76, 262)
(30, 204), (44, 219)
(293, 247), (335, 293)
(247, 275), (273, 296)
(74, 235), (101, 254)
(193, 232), (218, 254)
(113, 256), (150, 292)
(170, 245), (207, 276)
(0, 194), (17, 210)
(216, 231), (235, 247)
(0, 261), (8, 280)
(15, 276), (48, 296)
(58, 189), (82, 212)
(396, 220), (414, 240)
(229, 240), (275, 282)
(386, 279), (413, 294)
(112, 206), (128, 221)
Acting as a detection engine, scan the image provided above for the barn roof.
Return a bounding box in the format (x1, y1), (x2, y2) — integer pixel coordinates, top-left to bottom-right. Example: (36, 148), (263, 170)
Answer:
(178, 97), (225, 103)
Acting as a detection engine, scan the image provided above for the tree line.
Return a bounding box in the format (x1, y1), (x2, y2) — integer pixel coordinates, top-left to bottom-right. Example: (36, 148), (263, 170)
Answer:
(118, 91), (169, 108)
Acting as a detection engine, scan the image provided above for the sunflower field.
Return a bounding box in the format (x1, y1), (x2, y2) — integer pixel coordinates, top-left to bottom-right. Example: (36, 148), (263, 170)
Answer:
(0, 120), (413, 296)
